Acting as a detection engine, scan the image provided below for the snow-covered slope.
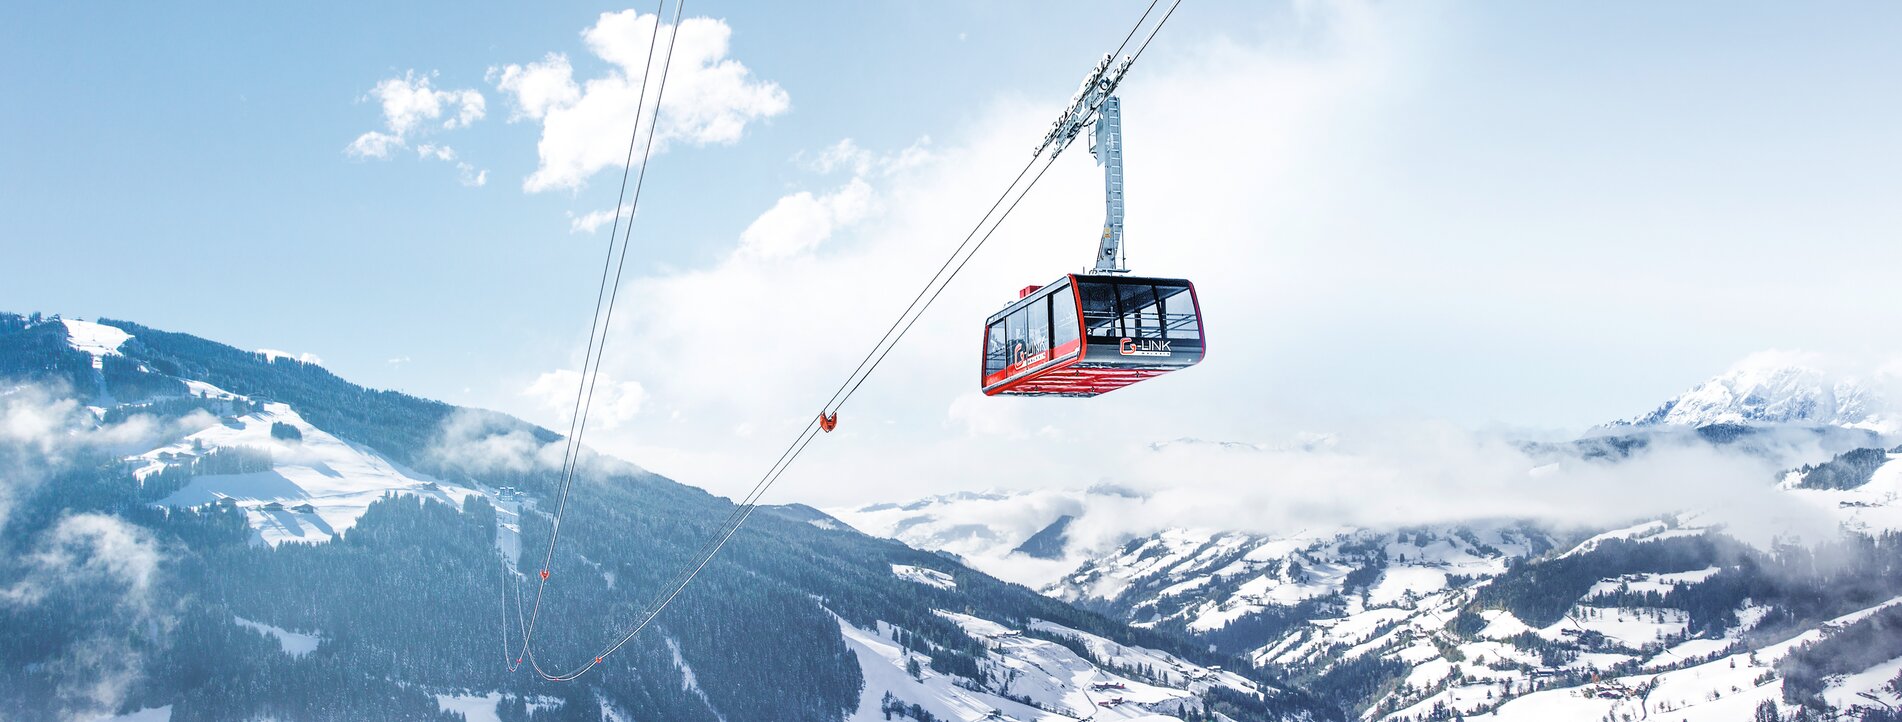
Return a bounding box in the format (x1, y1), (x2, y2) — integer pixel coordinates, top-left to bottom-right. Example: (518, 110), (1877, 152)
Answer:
(1465, 596), (1902, 722)
(128, 381), (481, 546)
(61, 318), (131, 367)
(1616, 353), (1892, 432)
(1780, 448), (1902, 535)
(1046, 525), (1550, 634)
(841, 608), (1288, 722)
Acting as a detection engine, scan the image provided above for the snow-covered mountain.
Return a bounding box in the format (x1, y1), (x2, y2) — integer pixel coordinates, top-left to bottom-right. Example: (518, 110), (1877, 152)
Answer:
(1614, 352), (1894, 432)
(6, 312), (1338, 722)
(834, 352), (1902, 721)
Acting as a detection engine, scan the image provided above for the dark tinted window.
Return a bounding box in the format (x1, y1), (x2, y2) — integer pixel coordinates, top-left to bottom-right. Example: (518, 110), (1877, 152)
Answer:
(1079, 281), (1120, 338)
(1051, 283), (1079, 349)
(1154, 285), (1199, 340)
(1117, 283), (1163, 339)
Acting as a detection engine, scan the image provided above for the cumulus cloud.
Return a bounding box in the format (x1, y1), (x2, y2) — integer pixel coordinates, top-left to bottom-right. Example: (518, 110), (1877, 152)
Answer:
(736, 177), (874, 260)
(416, 143), (457, 161)
(800, 137), (934, 177)
(569, 204), (633, 234)
(426, 408), (641, 481)
(345, 70), (489, 185)
(1073, 426), (1832, 552)
(492, 53), (582, 121)
(428, 409), (569, 475)
(523, 369), (646, 432)
(458, 162), (489, 187)
(345, 131), (403, 160)
(494, 11), (789, 192)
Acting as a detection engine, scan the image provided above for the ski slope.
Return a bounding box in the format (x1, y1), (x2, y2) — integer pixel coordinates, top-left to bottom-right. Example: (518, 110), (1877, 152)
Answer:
(139, 385), (478, 545)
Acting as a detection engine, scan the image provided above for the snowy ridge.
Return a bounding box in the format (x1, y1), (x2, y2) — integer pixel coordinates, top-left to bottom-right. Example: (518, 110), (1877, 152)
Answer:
(1616, 354), (1893, 432)
(1047, 525), (1546, 634)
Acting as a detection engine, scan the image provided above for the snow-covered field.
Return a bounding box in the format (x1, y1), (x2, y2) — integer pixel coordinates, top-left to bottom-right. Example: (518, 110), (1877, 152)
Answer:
(62, 318), (131, 369)
(839, 607), (1262, 722)
(1469, 597), (1902, 722)
(131, 384), (478, 545)
(234, 616), (322, 657)
(891, 563), (957, 590)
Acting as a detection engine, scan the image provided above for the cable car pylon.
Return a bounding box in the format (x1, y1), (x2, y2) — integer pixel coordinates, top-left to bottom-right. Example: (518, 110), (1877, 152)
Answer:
(982, 22), (1205, 398)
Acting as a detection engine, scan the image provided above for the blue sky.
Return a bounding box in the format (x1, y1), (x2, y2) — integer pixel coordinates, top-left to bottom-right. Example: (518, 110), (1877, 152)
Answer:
(5, 2), (1901, 504)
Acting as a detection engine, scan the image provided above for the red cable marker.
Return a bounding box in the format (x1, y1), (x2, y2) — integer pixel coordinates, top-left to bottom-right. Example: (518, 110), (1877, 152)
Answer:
(540, 569), (550, 580)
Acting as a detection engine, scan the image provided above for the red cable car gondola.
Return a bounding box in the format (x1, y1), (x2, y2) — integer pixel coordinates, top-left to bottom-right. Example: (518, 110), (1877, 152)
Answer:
(980, 55), (1203, 397)
(981, 275), (1203, 397)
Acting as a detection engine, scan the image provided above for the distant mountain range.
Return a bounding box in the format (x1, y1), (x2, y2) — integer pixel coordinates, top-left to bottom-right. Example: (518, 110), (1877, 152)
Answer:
(1612, 352), (1893, 432)
(833, 355), (1902, 721)
(13, 311), (1902, 722)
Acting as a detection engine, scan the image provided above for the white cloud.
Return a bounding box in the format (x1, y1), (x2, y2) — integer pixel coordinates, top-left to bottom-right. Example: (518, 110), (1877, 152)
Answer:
(570, 205), (633, 234)
(1069, 426), (1831, 551)
(458, 162), (488, 187)
(345, 71), (488, 185)
(736, 177), (873, 260)
(946, 391), (1028, 437)
(491, 53), (581, 121)
(369, 71), (484, 136)
(802, 137), (933, 177)
(416, 143), (457, 161)
(428, 409), (569, 474)
(346, 131), (404, 160)
(524, 368), (646, 431)
(426, 408), (642, 481)
(496, 11), (790, 192)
